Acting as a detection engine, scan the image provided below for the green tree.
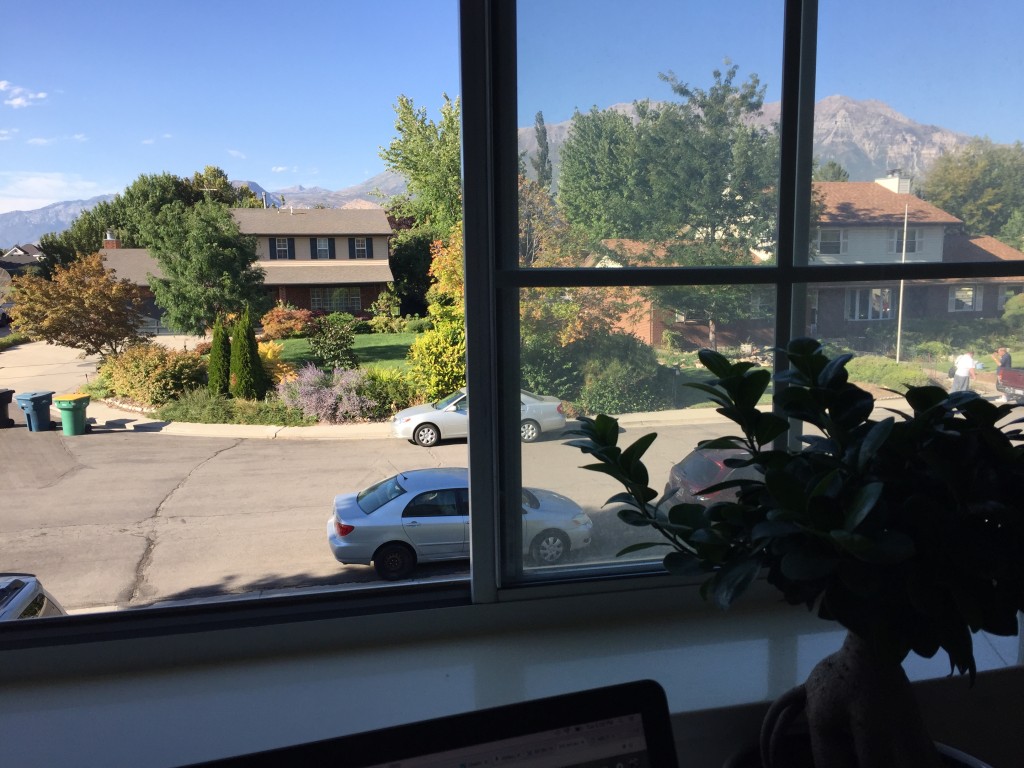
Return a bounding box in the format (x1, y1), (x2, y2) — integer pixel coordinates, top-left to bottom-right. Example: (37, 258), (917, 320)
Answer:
(921, 138), (1024, 236)
(388, 227), (434, 315)
(999, 208), (1024, 251)
(229, 306), (269, 400)
(813, 159), (850, 181)
(558, 107), (643, 239)
(207, 315), (231, 396)
(9, 252), (149, 356)
(531, 111), (553, 190)
(308, 313), (359, 370)
(379, 94), (462, 238)
(148, 199), (268, 335)
(1002, 293), (1024, 337)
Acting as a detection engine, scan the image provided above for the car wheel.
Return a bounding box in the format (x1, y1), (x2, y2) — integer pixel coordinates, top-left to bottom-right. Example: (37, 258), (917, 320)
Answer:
(374, 543), (417, 580)
(520, 419), (541, 443)
(413, 423), (440, 447)
(530, 530), (570, 565)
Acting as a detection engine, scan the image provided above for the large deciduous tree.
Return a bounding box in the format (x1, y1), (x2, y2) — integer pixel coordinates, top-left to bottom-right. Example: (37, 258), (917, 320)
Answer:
(379, 94), (462, 239)
(922, 138), (1024, 237)
(9, 252), (150, 356)
(149, 199), (268, 335)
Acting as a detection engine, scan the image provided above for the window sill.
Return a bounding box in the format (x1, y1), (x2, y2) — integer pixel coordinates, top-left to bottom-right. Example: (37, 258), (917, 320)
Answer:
(0, 577), (1018, 767)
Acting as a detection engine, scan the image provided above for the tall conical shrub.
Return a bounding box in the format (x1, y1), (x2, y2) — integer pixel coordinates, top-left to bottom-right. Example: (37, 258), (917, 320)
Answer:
(229, 305), (270, 400)
(207, 315), (231, 396)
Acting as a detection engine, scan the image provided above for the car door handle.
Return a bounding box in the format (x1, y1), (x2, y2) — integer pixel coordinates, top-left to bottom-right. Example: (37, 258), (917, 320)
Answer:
(406, 521), (420, 527)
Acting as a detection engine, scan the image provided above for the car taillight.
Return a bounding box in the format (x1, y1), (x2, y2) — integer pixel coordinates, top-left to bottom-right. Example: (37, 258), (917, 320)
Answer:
(557, 403), (564, 414)
(335, 520), (354, 537)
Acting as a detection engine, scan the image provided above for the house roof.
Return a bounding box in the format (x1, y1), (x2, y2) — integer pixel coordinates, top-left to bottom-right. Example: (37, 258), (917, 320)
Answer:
(261, 260), (393, 285)
(814, 182), (962, 227)
(230, 207), (392, 236)
(100, 248), (393, 286)
(942, 233), (1024, 263)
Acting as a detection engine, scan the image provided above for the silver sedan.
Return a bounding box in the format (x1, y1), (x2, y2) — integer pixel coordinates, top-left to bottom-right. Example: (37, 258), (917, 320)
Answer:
(391, 388), (566, 447)
(327, 467), (593, 579)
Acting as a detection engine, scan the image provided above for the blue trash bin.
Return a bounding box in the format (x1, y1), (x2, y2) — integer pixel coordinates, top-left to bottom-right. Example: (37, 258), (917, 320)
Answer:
(14, 391), (55, 432)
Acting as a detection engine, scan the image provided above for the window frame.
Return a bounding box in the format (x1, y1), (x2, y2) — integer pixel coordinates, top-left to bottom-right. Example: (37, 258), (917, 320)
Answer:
(354, 237), (369, 259)
(8, 0), (1024, 660)
(845, 286), (895, 321)
(316, 237), (330, 260)
(275, 237), (289, 260)
(816, 228), (847, 255)
(888, 227), (921, 254)
(310, 286), (361, 313)
(949, 284), (981, 312)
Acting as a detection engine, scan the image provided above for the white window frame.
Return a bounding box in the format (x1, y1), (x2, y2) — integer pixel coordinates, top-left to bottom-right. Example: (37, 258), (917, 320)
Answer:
(949, 284), (982, 312)
(816, 228), (847, 255)
(845, 287), (895, 321)
(888, 227), (921, 254)
(354, 237), (369, 259)
(316, 237), (330, 260)
(998, 284), (1023, 310)
(275, 237), (289, 260)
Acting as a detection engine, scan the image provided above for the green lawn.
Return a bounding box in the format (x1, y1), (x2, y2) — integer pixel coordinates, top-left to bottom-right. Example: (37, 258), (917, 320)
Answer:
(277, 332), (415, 371)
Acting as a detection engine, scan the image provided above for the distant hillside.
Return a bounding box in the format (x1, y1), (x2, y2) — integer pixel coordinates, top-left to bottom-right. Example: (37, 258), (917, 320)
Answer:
(0, 173), (406, 247)
(0, 194), (116, 248)
(518, 95), (974, 185)
(0, 96), (979, 246)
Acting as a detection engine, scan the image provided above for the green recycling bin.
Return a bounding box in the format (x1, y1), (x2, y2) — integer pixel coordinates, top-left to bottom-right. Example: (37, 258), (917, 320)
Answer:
(53, 393), (91, 436)
(14, 391), (55, 432)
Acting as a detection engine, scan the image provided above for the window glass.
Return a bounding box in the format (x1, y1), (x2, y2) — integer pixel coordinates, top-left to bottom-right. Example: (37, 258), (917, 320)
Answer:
(358, 476), (407, 515)
(316, 237), (330, 259)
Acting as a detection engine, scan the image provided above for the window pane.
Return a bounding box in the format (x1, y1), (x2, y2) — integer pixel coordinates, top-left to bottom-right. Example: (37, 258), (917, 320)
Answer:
(511, 284), (776, 578)
(517, 1), (783, 269)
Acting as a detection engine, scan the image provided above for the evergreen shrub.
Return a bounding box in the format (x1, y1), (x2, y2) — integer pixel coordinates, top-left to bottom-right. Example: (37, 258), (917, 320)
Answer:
(360, 366), (417, 419)
(207, 315), (231, 396)
(230, 306), (271, 400)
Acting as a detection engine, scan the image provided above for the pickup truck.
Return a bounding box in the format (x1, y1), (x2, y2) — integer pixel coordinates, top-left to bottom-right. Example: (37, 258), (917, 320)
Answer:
(996, 367), (1024, 402)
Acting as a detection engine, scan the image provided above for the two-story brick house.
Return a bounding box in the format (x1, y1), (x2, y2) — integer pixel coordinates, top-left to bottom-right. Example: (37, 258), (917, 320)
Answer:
(101, 205), (394, 320)
(810, 176), (1024, 338)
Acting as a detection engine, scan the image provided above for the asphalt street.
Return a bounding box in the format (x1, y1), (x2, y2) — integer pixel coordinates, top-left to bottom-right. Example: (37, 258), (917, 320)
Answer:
(1, 398), (726, 612)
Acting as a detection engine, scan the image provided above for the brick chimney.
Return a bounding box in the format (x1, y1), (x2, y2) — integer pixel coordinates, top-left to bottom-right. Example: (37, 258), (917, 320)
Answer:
(102, 229), (121, 249)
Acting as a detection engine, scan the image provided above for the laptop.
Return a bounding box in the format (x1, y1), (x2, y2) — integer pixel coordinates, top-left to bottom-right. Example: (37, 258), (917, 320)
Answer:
(187, 679), (679, 768)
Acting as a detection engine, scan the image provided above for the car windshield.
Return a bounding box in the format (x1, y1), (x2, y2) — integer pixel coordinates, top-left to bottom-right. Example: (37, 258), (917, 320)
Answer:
(434, 391), (465, 410)
(681, 453), (729, 489)
(356, 476), (407, 514)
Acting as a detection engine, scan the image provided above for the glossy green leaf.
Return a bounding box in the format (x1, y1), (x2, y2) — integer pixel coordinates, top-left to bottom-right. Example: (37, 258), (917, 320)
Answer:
(617, 508), (653, 527)
(697, 348), (734, 378)
(843, 481), (883, 531)
(710, 555), (763, 609)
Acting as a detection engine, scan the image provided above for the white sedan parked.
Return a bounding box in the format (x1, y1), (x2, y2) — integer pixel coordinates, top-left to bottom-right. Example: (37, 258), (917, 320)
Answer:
(391, 388), (566, 447)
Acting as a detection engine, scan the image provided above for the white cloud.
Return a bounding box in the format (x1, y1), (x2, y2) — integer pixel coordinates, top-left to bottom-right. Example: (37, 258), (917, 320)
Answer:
(0, 172), (107, 214)
(27, 137), (53, 146)
(0, 128), (16, 141)
(141, 138), (155, 145)
(1, 81), (47, 109)
(227, 149), (246, 159)
(162, 133), (172, 139)
(271, 166), (289, 173)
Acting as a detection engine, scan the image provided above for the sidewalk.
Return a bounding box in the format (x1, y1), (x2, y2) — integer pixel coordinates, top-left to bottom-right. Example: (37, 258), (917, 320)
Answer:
(0, 339), (1001, 442)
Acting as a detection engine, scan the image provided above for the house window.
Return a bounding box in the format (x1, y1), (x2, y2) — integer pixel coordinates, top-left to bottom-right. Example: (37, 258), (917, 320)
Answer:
(353, 237), (369, 259)
(846, 288), (894, 321)
(888, 228), (921, 254)
(816, 229), (847, 255)
(998, 285), (1023, 310)
(311, 286), (361, 313)
(275, 238), (289, 260)
(316, 238), (330, 260)
(949, 285), (981, 312)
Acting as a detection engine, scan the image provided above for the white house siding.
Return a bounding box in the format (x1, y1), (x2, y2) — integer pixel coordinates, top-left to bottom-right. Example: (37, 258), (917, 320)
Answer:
(815, 225), (944, 265)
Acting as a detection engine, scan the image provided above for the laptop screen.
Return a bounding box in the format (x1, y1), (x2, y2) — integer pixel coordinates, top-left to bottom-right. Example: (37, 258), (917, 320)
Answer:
(186, 679), (678, 768)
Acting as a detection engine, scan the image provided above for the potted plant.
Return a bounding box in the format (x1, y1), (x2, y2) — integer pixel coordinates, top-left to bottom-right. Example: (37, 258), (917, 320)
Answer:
(567, 338), (1024, 767)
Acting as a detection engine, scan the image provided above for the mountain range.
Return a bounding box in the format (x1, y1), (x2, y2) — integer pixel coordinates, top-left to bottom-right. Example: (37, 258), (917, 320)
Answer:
(1, 95), (974, 247)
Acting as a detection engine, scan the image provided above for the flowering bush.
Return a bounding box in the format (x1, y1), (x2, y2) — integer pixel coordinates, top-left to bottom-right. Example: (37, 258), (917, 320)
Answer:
(260, 303), (314, 339)
(276, 364), (377, 424)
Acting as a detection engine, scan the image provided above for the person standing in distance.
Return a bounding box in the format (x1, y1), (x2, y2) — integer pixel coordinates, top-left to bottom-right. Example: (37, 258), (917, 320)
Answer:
(952, 350), (976, 392)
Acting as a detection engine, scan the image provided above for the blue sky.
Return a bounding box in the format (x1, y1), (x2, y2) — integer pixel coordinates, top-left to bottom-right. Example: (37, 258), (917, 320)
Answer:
(2, 1), (1022, 215)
